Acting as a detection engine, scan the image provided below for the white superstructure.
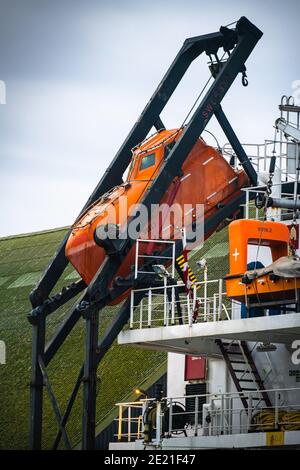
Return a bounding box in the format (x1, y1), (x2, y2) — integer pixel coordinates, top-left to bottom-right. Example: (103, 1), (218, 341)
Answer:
(110, 97), (300, 450)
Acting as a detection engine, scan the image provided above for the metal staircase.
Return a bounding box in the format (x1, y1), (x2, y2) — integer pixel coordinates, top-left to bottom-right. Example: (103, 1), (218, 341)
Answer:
(216, 339), (272, 411)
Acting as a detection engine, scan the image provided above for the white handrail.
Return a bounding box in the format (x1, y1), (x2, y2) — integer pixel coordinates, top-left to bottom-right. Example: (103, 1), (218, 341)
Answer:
(135, 239), (176, 280)
(115, 386), (300, 442)
(130, 278), (231, 329)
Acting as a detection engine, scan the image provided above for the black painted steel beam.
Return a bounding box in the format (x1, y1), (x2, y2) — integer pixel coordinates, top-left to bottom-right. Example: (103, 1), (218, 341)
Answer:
(214, 105), (257, 185)
(29, 316), (46, 450)
(82, 308), (100, 450)
(38, 356), (72, 449)
(29, 280), (86, 322)
(53, 365), (84, 450)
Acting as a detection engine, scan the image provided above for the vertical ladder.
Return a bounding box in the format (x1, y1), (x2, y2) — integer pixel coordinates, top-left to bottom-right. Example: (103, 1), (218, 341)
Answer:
(216, 339), (272, 411)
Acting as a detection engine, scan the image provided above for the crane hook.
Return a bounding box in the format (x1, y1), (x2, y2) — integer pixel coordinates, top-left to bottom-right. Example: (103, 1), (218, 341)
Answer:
(242, 70), (248, 87)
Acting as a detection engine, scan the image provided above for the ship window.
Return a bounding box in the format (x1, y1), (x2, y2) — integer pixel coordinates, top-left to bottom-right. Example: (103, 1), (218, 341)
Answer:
(139, 153), (155, 171)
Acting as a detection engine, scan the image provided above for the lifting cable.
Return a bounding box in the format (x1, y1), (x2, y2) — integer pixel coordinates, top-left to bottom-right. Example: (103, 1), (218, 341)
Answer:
(136, 45), (233, 155)
(250, 128), (279, 306)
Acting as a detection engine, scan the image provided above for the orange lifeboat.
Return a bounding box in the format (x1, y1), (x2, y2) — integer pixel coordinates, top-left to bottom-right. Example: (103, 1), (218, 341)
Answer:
(225, 219), (300, 304)
(65, 129), (248, 303)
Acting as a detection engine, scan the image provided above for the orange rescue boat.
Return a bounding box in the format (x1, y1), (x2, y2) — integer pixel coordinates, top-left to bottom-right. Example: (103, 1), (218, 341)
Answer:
(65, 129), (248, 303)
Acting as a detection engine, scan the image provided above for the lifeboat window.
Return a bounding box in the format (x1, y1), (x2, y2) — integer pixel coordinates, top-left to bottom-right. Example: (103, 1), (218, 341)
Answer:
(139, 153), (155, 171)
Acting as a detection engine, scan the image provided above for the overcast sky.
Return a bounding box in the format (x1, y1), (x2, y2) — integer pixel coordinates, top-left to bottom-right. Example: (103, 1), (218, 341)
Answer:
(0, 0), (299, 237)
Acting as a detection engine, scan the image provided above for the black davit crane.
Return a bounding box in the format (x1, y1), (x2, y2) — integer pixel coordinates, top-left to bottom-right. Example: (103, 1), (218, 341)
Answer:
(28, 17), (262, 449)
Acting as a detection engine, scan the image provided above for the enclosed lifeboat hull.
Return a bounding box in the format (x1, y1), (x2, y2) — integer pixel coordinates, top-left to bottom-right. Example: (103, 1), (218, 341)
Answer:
(65, 129), (248, 303)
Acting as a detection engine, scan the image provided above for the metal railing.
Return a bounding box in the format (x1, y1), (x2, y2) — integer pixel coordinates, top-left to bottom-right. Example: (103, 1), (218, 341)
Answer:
(115, 387), (300, 444)
(116, 402), (144, 442)
(129, 272), (300, 330)
(129, 279), (232, 329)
(223, 139), (299, 176)
(135, 239), (176, 279)
(224, 137), (300, 222)
(242, 186), (300, 221)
